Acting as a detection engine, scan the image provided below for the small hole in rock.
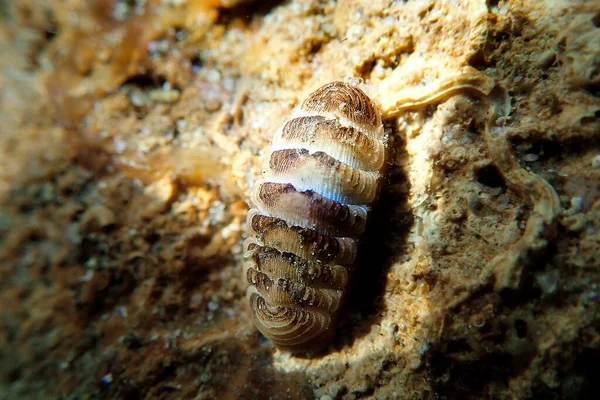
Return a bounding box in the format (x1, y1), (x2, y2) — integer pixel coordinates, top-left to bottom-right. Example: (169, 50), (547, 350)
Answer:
(45, 27), (58, 41)
(190, 55), (203, 71)
(122, 74), (159, 90)
(475, 165), (505, 188)
(447, 338), (472, 354)
(514, 319), (528, 338)
(486, 0), (500, 10)
(592, 13), (600, 28)
(357, 58), (376, 80)
(583, 82), (600, 98)
(581, 115), (598, 125)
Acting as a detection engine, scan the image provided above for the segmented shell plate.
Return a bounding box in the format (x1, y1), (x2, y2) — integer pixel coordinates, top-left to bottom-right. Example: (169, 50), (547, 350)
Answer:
(244, 82), (386, 352)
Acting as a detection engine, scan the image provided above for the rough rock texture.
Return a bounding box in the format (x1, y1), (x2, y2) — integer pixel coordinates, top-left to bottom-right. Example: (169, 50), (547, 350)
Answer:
(0, 0), (599, 399)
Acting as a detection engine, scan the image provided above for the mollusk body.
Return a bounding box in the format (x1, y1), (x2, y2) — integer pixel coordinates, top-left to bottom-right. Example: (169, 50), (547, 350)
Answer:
(244, 82), (386, 352)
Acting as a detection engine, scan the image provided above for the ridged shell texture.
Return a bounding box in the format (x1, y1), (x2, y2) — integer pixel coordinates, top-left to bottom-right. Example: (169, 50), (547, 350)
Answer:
(244, 82), (385, 351)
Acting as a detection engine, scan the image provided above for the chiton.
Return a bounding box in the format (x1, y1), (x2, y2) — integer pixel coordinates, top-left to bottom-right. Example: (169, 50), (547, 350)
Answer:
(244, 81), (386, 352)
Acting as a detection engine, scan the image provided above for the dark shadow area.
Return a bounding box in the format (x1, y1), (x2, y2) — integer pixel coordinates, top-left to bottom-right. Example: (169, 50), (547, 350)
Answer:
(429, 349), (516, 399)
(98, 329), (315, 399)
(510, 137), (564, 162)
(530, 347), (599, 399)
(121, 74), (164, 90)
(0, 125), (243, 396)
(216, 0), (283, 25)
(475, 164), (506, 189)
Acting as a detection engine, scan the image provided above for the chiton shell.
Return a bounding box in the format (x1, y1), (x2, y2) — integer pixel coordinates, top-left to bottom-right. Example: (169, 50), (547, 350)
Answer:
(244, 82), (386, 352)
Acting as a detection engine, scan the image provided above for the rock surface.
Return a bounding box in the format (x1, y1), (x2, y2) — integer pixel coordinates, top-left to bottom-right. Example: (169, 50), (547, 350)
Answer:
(0, 0), (599, 398)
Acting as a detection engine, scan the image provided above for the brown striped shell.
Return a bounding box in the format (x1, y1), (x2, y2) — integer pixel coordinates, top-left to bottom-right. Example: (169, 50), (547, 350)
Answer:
(244, 81), (386, 352)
